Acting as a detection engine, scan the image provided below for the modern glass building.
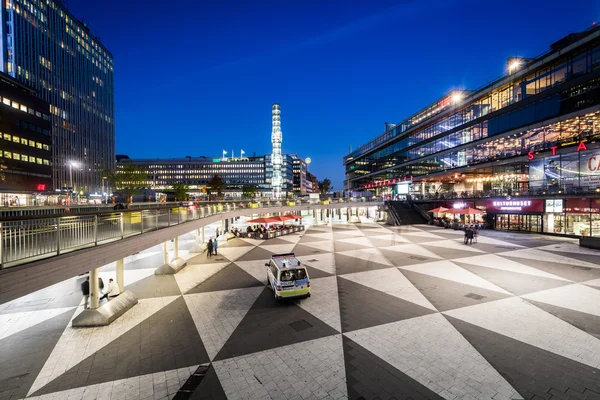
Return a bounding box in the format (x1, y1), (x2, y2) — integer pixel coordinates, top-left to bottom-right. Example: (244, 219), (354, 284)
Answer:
(1, 0), (115, 194)
(344, 24), (600, 235)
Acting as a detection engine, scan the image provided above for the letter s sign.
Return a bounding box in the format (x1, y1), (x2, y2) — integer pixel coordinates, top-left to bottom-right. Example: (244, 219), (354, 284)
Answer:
(528, 151), (534, 161)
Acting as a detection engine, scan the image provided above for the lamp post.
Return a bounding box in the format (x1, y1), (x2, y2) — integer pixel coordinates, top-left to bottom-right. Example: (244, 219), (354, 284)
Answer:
(68, 161), (79, 204)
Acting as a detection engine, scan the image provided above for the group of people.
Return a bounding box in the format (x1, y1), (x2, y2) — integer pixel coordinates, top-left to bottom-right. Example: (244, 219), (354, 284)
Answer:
(464, 225), (478, 245)
(80, 276), (121, 309)
(206, 237), (219, 257)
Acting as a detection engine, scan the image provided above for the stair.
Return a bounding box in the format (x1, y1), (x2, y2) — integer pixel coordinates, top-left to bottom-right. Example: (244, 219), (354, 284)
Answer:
(387, 201), (428, 225)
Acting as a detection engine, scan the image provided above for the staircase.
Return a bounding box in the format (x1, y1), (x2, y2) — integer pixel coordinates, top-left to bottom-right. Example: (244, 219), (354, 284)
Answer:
(386, 201), (429, 225)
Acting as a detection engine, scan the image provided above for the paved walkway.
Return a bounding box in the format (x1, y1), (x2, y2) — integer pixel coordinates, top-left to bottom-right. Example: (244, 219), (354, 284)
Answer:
(1, 222), (600, 400)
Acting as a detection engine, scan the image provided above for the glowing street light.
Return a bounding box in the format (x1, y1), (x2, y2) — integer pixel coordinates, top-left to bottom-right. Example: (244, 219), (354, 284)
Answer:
(451, 92), (463, 104)
(508, 60), (521, 72)
(68, 161), (79, 192)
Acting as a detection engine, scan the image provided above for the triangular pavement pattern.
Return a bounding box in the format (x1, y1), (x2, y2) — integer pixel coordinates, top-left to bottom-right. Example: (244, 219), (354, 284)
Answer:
(454, 261), (572, 296)
(0, 308), (76, 400)
(400, 230), (446, 239)
(584, 278), (600, 289)
(215, 244), (256, 262)
(452, 254), (571, 281)
(300, 239), (334, 253)
(340, 268), (436, 311)
(186, 263), (263, 294)
(379, 243), (442, 260)
(31, 296), (210, 397)
(291, 243), (331, 257)
(399, 260), (511, 295)
(233, 260), (271, 285)
(444, 297), (600, 369)
(342, 336), (444, 400)
(297, 253), (336, 275)
(335, 253), (394, 276)
(0, 306), (75, 341)
(235, 246), (275, 261)
(213, 335), (346, 399)
(276, 234), (302, 244)
(259, 237), (293, 245)
(126, 273), (182, 299)
(535, 242), (600, 256)
(499, 248), (600, 269)
(296, 276), (342, 332)
(174, 262), (230, 295)
(302, 232), (334, 241)
(521, 283), (600, 318)
(337, 277), (435, 332)
(336, 247), (393, 266)
(334, 236), (373, 247)
(260, 243), (297, 255)
(298, 234), (326, 244)
(502, 254), (600, 283)
(305, 265), (333, 279)
(184, 286), (264, 360)
(188, 365), (227, 399)
(367, 233), (412, 245)
(400, 269), (513, 312)
(419, 239), (485, 253)
(378, 247), (441, 268)
(524, 298), (600, 339)
(446, 315), (600, 400)
(345, 313), (522, 400)
(28, 296), (180, 396)
(214, 287), (339, 361)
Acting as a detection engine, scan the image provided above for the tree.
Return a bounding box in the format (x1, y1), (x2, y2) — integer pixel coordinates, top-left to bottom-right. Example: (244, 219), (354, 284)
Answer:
(318, 178), (333, 194)
(105, 164), (146, 203)
(172, 182), (189, 201)
(208, 175), (225, 196)
(242, 184), (257, 199)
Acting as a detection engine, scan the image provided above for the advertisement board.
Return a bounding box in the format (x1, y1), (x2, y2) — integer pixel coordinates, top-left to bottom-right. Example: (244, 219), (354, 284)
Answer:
(485, 199), (544, 213)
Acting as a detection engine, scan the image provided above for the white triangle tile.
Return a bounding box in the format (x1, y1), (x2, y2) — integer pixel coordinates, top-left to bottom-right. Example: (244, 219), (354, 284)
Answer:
(99, 268), (155, 290)
(297, 253), (336, 275)
(184, 286), (264, 360)
(0, 307), (76, 341)
(213, 335), (346, 399)
(468, 235), (524, 247)
(368, 234), (412, 244)
(260, 243), (297, 254)
(234, 260), (271, 285)
(345, 314), (521, 400)
(419, 239), (485, 253)
(240, 237), (263, 246)
(453, 254), (571, 282)
(28, 296), (180, 396)
(337, 248), (393, 266)
(522, 284), (600, 317)
(333, 230), (365, 237)
(400, 230), (446, 239)
(584, 278), (600, 288)
(303, 232), (334, 241)
(399, 260), (511, 295)
(175, 262), (230, 294)
(431, 228), (465, 235)
(335, 236), (371, 246)
(499, 248), (600, 269)
(340, 268), (436, 311)
(379, 243), (443, 260)
(296, 276), (341, 331)
(277, 234), (303, 244)
(535, 243), (600, 256)
(302, 240), (334, 253)
(444, 297), (600, 369)
(215, 245), (256, 262)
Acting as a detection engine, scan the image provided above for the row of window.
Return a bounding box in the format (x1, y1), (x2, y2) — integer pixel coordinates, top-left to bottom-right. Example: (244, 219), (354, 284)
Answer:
(1, 96), (50, 120)
(0, 151), (50, 165)
(14, 119), (51, 136)
(1, 133), (50, 151)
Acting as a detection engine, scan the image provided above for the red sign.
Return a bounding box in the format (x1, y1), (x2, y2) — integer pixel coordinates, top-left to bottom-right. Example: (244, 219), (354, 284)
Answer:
(485, 199), (544, 213)
(565, 199), (592, 213)
(529, 141), (588, 160)
(36, 184), (46, 191)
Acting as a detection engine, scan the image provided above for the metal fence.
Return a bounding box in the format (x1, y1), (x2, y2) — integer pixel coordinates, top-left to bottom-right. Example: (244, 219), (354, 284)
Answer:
(0, 198), (383, 269)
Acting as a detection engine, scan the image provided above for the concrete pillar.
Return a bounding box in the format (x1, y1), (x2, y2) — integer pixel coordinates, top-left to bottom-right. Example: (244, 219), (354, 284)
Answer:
(225, 218), (229, 232)
(201, 226), (205, 243)
(90, 268), (100, 309)
(174, 236), (179, 259)
(164, 241), (169, 264)
(116, 258), (124, 293)
(195, 228), (200, 245)
(221, 219), (225, 235)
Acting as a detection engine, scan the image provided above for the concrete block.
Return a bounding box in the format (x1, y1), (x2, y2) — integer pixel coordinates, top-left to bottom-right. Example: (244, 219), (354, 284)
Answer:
(72, 290), (138, 327)
(154, 257), (187, 275)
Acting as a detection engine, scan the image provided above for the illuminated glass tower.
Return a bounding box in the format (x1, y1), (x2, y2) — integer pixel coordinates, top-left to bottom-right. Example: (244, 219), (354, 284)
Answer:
(271, 103), (282, 198)
(1, 0), (115, 193)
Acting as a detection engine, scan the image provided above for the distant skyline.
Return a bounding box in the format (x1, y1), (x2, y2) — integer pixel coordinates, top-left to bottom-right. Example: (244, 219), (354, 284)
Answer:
(68, 0), (598, 190)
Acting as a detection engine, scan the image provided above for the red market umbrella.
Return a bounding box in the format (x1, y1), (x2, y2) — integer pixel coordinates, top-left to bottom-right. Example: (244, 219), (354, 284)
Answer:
(246, 217), (280, 224)
(269, 215), (300, 222)
(427, 207), (449, 213)
(461, 207), (484, 215)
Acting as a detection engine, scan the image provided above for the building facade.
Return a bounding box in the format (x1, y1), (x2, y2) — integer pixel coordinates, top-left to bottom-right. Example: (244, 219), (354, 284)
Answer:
(291, 155), (309, 195)
(0, 72), (52, 204)
(2, 0), (115, 194)
(344, 25), (600, 236)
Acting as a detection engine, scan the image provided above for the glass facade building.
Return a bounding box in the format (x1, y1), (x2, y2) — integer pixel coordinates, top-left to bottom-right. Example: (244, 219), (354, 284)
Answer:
(1, 0), (115, 194)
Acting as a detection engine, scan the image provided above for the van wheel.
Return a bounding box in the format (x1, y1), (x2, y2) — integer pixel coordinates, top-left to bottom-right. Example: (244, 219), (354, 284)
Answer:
(274, 291), (280, 301)
(266, 276), (270, 287)
(306, 293), (311, 298)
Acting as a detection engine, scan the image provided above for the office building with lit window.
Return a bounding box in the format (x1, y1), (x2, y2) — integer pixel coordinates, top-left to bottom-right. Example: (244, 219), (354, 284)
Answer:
(1, 0), (115, 194)
(117, 153), (295, 198)
(344, 24), (600, 236)
(291, 155), (312, 195)
(0, 72), (52, 205)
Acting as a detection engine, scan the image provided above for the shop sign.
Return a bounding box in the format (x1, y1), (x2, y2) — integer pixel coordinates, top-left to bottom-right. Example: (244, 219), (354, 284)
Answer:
(486, 199), (544, 213)
(527, 141), (588, 160)
(545, 199), (563, 213)
(565, 198), (592, 213)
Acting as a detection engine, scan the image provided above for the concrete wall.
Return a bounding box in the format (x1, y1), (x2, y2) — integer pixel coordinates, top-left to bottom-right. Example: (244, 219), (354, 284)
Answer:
(0, 202), (382, 304)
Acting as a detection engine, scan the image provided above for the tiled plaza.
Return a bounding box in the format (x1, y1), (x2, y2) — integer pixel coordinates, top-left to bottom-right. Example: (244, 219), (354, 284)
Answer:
(1, 221), (600, 400)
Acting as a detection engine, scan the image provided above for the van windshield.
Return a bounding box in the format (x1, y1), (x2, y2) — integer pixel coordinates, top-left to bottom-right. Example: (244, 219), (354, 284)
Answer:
(279, 268), (308, 282)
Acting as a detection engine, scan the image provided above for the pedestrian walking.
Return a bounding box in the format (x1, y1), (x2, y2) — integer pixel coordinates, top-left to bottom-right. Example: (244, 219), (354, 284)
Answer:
(81, 277), (90, 309)
(98, 277), (105, 302)
(207, 239), (213, 257)
(465, 226), (474, 245)
(213, 237), (219, 255)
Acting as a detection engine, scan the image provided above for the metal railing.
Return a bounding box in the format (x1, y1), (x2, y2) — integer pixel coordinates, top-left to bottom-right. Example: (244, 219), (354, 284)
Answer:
(0, 197), (383, 269)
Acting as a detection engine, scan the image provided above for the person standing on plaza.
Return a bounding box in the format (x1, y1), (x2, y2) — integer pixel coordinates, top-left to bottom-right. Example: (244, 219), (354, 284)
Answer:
(465, 226), (474, 245)
(81, 277), (90, 309)
(207, 239), (213, 257)
(213, 237), (219, 255)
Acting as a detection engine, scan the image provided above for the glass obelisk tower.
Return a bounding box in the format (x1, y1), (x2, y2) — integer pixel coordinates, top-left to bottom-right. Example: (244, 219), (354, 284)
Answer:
(271, 103), (283, 198)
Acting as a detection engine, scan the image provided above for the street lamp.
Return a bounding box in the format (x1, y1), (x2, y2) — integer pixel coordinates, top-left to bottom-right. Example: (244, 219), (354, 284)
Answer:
(68, 161), (79, 192)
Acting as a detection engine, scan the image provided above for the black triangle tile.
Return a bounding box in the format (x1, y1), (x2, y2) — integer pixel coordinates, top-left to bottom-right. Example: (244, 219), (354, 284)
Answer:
(32, 297), (210, 396)
(305, 265), (333, 279)
(342, 336), (444, 400)
(419, 244), (487, 260)
(587, 284), (600, 291)
(187, 253), (234, 266)
(126, 274), (182, 299)
(333, 241), (371, 253)
(544, 249), (600, 267)
(224, 238), (255, 247)
(0, 308), (76, 400)
(524, 299), (600, 340)
(397, 235), (445, 244)
(183, 364), (227, 400)
(453, 261), (572, 296)
(214, 287), (338, 361)
(260, 237), (294, 245)
(379, 248), (440, 267)
(298, 235), (327, 244)
(355, 224), (383, 230)
(335, 253), (394, 275)
(235, 246), (275, 262)
(187, 263), (263, 294)
(399, 270), (512, 312)
(445, 315), (600, 400)
(337, 277), (435, 332)
(292, 244), (330, 257)
(502, 255), (600, 282)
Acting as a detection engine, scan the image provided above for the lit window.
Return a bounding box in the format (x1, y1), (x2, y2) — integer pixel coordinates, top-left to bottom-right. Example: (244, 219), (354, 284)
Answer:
(43, 159), (49, 165)
(21, 138), (27, 145)
(12, 101), (19, 109)
(28, 108), (34, 115)
(13, 153), (20, 161)
(35, 111), (41, 118)
(43, 144), (49, 151)
(4, 151), (12, 159)
(3, 98), (11, 106)
(36, 142), (42, 149)
(37, 158), (42, 164)
(3, 133), (10, 141)
(29, 140), (35, 147)
(12, 136), (19, 143)
(20, 104), (27, 112)
(21, 155), (28, 162)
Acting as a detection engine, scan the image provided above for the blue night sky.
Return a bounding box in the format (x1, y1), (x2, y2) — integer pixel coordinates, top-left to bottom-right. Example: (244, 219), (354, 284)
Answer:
(69, 0), (598, 190)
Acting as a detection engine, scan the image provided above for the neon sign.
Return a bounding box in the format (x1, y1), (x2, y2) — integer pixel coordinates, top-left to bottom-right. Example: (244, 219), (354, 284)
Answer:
(528, 141), (588, 160)
(492, 200), (531, 211)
